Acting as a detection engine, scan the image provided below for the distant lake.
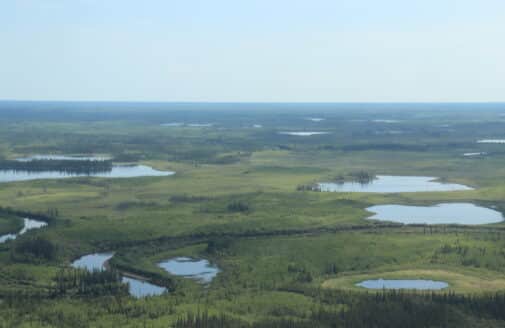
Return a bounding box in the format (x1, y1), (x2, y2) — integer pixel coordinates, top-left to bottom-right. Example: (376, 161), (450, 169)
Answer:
(318, 175), (472, 193)
(160, 123), (212, 127)
(279, 131), (329, 136)
(158, 257), (219, 283)
(71, 252), (167, 298)
(0, 164), (174, 183)
(16, 155), (110, 161)
(477, 139), (505, 144)
(372, 119), (400, 123)
(0, 218), (47, 243)
(463, 152), (487, 157)
(367, 203), (503, 225)
(356, 279), (448, 290)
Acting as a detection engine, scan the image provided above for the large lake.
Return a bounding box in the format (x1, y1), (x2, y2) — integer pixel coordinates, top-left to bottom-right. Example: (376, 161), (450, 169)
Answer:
(158, 257), (219, 283)
(71, 252), (167, 298)
(318, 175), (472, 193)
(356, 279), (448, 290)
(0, 165), (174, 183)
(0, 218), (48, 243)
(367, 203), (503, 225)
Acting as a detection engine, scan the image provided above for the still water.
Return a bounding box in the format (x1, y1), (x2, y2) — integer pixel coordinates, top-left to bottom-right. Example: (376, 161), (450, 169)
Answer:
(318, 175), (472, 193)
(71, 252), (167, 298)
(279, 131), (329, 136)
(0, 218), (47, 243)
(356, 279), (448, 290)
(366, 203), (503, 225)
(0, 165), (174, 183)
(158, 257), (219, 283)
(16, 155), (110, 161)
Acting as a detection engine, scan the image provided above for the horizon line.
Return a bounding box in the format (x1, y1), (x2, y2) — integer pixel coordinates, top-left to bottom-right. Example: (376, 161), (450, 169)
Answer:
(1, 99), (505, 105)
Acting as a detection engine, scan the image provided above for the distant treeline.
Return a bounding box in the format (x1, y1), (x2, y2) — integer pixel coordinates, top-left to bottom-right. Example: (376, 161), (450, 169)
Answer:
(0, 159), (113, 174)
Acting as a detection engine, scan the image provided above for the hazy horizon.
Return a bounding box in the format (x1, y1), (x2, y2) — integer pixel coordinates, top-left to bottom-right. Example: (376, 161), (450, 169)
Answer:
(2, 1), (505, 102)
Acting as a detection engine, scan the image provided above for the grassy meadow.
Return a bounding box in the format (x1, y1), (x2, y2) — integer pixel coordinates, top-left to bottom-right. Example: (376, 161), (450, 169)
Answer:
(2, 102), (505, 326)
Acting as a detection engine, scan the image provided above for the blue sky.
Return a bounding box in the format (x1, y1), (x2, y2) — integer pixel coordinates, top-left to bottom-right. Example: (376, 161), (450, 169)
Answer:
(1, 0), (504, 102)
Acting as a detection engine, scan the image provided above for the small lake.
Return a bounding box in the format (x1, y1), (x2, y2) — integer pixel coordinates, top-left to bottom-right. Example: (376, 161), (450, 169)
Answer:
(356, 279), (448, 290)
(279, 132), (329, 136)
(71, 252), (167, 298)
(0, 165), (174, 183)
(122, 277), (167, 298)
(0, 218), (48, 243)
(160, 123), (212, 127)
(477, 139), (505, 144)
(16, 155), (110, 162)
(318, 175), (472, 193)
(158, 257), (219, 283)
(463, 152), (487, 157)
(367, 203), (503, 225)
(160, 122), (184, 127)
(372, 119), (400, 123)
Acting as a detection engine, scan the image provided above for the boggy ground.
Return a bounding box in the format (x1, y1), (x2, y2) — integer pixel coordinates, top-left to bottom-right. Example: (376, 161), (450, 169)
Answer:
(2, 103), (505, 327)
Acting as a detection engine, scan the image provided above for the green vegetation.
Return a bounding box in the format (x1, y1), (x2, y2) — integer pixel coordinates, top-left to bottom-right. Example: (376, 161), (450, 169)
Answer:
(2, 103), (505, 326)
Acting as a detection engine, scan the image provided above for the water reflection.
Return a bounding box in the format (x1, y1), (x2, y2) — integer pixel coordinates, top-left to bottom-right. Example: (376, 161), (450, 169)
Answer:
(357, 279), (448, 290)
(0, 218), (47, 243)
(0, 165), (174, 183)
(158, 257), (219, 283)
(367, 203), (503, 225)
(318, 175), (472, 193)
(71, 252), (166, 298)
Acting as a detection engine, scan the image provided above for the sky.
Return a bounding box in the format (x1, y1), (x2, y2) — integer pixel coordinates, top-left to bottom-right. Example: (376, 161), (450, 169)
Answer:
(1, 0), (505, 103)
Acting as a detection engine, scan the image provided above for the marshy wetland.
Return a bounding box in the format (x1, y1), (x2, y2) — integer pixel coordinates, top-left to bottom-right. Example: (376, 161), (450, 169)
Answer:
(3, 103), (505, 327)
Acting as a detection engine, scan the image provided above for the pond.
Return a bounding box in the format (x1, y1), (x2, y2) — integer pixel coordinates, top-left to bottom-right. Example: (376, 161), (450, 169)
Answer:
(0, 218), (48, 243)
(318, 175), (472, 193)
(158, 257), (219, 283)
(279, 131), (329, 136)
(121, 276), (167, 298)
(356, 279), (448, 290)
(71, 252), (167, 298)
(0, 164), (174, 183)
(366, 203), (503, 225)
